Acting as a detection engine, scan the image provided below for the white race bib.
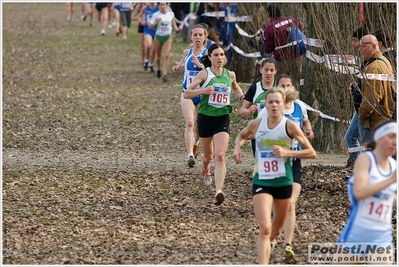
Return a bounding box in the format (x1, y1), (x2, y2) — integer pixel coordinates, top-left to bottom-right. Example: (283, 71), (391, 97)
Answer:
(208, 85), (230, 108)
(258, 150), (286, 179)
(187, 70), (200, 90)
(358, 196), (392, 225)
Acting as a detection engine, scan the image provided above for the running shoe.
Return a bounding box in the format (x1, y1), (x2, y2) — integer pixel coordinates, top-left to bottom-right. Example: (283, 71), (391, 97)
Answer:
(162, 75), (167, 82)
(282, 244), (295, 260)
(187, 155), (195, 168)
(122, 36), (127, 41)
(214, 189), (225, 205)
(193, 140), (200, 159)
(149, 65), (154, 73)
(101, 29), (105, 35)
(202, 167), (212, 186)
(144, 61), (149, 71)
(157, 70), (161, 78)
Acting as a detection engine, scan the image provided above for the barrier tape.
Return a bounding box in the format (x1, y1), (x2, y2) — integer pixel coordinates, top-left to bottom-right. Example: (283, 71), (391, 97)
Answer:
(296, 100), (347, 123)
(175, 13), (397, 82)
(348, 146), (366, 153)
(307, 51), (397, 82)
(226, 43), (261, 58)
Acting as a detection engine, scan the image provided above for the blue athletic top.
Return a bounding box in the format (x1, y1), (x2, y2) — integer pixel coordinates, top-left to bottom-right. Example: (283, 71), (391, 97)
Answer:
(144, 4), (158, 34)
(284, 101), (304, 157)
(182, 47), (208, 91)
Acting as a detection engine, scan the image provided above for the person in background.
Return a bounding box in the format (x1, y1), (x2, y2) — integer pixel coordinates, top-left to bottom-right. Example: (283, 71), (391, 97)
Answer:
(172, 24), (208, 168)
(138, 2), (158, 72)
(232, 86), (316, 264)
(66, 2), (74, 21)
(95, 2), (109, 35)
(183, 43), (245, 206)
(337, 120), (397, 264)
(239, 58), (278, 157)
(221, 2), (238, 63)
(344, 28), (369, 168)
(132, 3), (146, 68)
(84, 3), (96, 27)
(263, 3), (306, 86)
(358, 34), (396, 144)
(373, 28), (397, 122)
(119, 2), (134, 41)
(111, 3), (121, 36)
(149, 2), (179, 82)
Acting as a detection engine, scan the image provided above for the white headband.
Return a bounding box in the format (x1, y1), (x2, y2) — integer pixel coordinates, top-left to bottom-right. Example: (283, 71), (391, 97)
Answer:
(373, 122), (397, 142)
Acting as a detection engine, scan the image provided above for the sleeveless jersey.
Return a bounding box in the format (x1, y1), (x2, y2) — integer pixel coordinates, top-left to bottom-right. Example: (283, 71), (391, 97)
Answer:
(205, 39), (213, 49)
(151, 11), (175, 36)
(182, 47), (208, 91)
(252, 81), (268, 119)
(285, 100), (307, 159)
(252, 116), (293, 187)
(199, 67), (232, 117)
(144, 4), (158, 32)
(338, 151), (397, 243)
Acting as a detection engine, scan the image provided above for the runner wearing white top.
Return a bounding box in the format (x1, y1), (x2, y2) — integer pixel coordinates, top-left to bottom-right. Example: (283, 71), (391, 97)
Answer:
(233, 87), (316, 264)
(149, 2), (179, 82)
(337, 120), (397, 264)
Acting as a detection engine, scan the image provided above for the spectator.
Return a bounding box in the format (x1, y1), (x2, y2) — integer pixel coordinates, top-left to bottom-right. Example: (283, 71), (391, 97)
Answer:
(372, 29), (397, 69)
(195, 3), (206, 25)
(263, 3), (306, 86)
(358, 34), (396, 143)
(344, 28), (369, 167)
(373, 28), (397, 121)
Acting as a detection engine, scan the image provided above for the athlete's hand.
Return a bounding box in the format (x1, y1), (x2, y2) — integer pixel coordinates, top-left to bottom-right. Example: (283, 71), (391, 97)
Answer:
(192, 56), (201, 68)
(305, 129), (314, 140)
(203, 86), (214, 95)
(248, 105), (258, 115)
(172, 65), (180, 72)
(232, 148), (242, 163)
(272, 145), (287, 158)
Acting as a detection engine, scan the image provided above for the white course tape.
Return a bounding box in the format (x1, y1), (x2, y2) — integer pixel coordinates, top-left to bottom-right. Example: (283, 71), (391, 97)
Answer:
(306, 51), (397, 82)
(348, 146), (366, 153)
(296, 100), (345, 122)
(234, 24), (261, 38)
(201, 11), (252, 22)
(228, 43), (261, 58)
